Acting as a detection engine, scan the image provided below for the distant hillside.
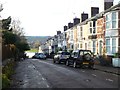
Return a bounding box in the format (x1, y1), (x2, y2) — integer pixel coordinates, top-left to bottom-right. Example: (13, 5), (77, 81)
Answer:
(25, 36), (52, 44)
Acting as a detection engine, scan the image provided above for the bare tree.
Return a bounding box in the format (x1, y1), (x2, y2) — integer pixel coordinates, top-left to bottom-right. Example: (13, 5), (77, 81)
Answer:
(10, 18), (25, 36)
(0, 3), (3, 12)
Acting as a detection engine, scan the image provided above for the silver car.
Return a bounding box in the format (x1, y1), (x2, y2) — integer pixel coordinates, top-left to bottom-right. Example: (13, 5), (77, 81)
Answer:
(53, 51), (70, 64)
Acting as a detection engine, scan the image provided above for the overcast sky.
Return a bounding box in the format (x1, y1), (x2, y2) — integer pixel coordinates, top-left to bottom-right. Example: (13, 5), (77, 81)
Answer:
(0, 0), (119, 36)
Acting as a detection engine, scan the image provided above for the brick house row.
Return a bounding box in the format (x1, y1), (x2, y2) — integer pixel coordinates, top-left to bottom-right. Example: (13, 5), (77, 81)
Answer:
(41, 1), (120, 58)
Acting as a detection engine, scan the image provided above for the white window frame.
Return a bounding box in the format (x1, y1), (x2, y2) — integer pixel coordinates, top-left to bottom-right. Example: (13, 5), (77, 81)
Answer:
(89, 21), (96, 35)
(112, 38), (116, 53)
(105, 11), (118, 30)
(106, 37), (118, 55)
(106, 38), (111, 54)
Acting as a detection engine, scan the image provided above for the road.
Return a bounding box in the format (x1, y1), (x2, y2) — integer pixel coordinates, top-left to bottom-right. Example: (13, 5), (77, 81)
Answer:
(10, 58), (119, 88)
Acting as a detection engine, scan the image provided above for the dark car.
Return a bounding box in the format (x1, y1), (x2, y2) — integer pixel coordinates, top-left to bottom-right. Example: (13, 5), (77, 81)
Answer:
(53, 51), (70, 64)
(32, 53), (39, 58)
(66, 50), (94, 69)
(32, 53), (46, 59)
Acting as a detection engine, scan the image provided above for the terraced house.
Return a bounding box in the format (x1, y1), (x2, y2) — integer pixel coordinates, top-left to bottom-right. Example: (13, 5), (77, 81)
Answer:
(66, 22), (74, 51)
(42, 1), (120, 60)
(104, 3), (120, 56)
(96, 12), (105, 56)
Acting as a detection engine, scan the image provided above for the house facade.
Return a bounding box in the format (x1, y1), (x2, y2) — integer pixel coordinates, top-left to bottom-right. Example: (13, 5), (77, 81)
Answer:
(66, 23), (74, 51)
(73, 25), (78, 50)
(96, 16), (105, 55)
(104, 4), (120, 55)
(57, 33), (64, 50)
(41, 2), (120, 60)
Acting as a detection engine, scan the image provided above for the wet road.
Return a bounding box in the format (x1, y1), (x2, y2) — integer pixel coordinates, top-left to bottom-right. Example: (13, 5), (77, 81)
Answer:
(11, 58), (119, 88)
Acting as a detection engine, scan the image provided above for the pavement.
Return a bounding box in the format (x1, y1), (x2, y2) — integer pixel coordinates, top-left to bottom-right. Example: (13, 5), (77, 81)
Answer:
(47, 58), (120, 75)
(10, 59), (51, 88)
(46, 58), (120, 75)
(94, 64), (120, 75)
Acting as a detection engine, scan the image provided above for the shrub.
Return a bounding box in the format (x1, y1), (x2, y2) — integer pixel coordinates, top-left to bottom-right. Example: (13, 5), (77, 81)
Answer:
(2, 60), (15, 88)
(2, 61), (14, 78)
(114, 53), (120, 58)
(2, 74), (10, 88)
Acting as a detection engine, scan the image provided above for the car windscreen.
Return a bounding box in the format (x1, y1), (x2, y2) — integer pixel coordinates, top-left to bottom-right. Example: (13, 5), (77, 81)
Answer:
(62, 52), (70, 55)
(38, 53), (44, 55)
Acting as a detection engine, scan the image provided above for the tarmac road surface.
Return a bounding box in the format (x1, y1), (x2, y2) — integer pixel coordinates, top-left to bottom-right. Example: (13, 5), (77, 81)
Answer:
(10, 58), (119, 88)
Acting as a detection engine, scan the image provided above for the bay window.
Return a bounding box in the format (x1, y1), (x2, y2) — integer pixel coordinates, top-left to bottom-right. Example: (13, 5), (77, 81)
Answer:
(106, 38), (117, 54)
(112, 21), (116, 28)
(112, 38), (116, 53)
(106, 12), (118, 29)
(106, 39), (110, 54)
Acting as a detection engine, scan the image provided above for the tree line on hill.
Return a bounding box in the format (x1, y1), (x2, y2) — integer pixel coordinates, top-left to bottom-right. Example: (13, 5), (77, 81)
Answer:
(25, 36), (51, 49)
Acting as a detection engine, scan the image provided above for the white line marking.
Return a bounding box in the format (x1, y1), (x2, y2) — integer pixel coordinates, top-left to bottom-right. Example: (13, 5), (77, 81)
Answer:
(39, 73), (42, 76)
(106, 79), (113, 82)
(82, 71), (85, 72)
(46, 84), (50, 88)
(24, 80), (28, 83)
(42, 77), (46, 81)
(92, 74), (97, 77)
(112, 74), (118, 77)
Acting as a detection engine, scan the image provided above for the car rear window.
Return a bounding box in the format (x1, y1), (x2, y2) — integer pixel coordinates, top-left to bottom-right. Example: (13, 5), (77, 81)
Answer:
(84, 51), (91, 55)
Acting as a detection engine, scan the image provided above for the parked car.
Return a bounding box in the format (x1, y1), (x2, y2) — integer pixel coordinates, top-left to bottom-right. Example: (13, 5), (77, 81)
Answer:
(32, 53), (39, 58)
(53, 51), (70, 64)
(49, 51), (55, 59)
(32, 53), (46, 59)
(66, 50), (94, 69)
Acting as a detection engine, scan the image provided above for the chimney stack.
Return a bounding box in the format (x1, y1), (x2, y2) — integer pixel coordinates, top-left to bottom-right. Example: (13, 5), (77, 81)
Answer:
(68, 22), (73, 29)
(73, 18), (80, 25)
(91, 7), (99, 17)
(104, 0), (113, 10)
(64, 25), (67, 31)
(57, 31), (61, 35)
(81, 12), (88, 22)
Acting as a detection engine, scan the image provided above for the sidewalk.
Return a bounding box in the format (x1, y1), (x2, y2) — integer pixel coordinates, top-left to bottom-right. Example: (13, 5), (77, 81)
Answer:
(10, 60), (50, 88)
(94, 64), (120, 75)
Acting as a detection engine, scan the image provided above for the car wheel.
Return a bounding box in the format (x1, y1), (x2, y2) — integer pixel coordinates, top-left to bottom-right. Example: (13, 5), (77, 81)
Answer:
(89, 65), (94, 69)
(53, 58), (56, 63)
(66, 60), (69, 66)
(53, 60), (56, 63)
(58, 60), (61, 64)
(57, 58), (61, 64)
(73, 61), (77, 68)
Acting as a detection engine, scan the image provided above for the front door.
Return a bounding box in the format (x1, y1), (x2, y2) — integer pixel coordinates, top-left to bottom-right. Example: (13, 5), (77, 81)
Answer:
(85, 43), (87, 50)
(99, 40), (102, 55)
